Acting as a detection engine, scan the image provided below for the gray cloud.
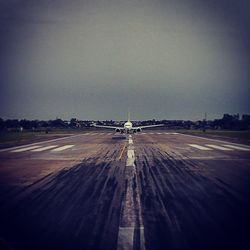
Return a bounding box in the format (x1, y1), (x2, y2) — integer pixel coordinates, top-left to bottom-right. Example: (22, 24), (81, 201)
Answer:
(0, 0), (249, 120)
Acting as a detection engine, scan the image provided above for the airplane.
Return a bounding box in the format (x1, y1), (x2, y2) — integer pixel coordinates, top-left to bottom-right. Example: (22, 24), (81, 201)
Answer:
(93, 113), (163, 134)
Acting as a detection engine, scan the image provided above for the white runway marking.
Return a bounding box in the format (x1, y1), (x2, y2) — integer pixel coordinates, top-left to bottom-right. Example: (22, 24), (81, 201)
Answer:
(117, 227), (145, 250)
(188, 144), (212, 151)
(127, 149), (134, 158)
(117, 227), (134, 250)
(118, 135), (145, 250)
(205, 144), (233, 151)
(183, 156), (217, 160)
(126, 135), (135, 166)
(180, 133), (250, 148)
(0, 134), (85, 152)
(156, 132), (162, 134)
(222, 145), (250, 151)
(51, 145), (74, 152)
(31, 145), (58, 152)
(126, 149), (135, 166)
(11, 146), (42, 152)
(163, 132), (179, 135)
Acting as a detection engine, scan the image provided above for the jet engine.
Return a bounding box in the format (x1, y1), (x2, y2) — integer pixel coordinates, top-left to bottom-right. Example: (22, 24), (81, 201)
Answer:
(134, 128), (142, 133)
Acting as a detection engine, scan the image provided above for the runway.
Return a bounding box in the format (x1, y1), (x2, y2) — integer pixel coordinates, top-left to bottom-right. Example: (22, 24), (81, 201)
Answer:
(0, 131), (250, 250)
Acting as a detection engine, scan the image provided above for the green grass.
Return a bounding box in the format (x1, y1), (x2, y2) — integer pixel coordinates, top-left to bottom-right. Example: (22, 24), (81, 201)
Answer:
(0, 129), (84, 147)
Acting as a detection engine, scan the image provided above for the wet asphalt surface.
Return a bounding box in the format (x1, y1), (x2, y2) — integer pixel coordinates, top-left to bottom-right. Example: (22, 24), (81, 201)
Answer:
(0, 132), (250, 250)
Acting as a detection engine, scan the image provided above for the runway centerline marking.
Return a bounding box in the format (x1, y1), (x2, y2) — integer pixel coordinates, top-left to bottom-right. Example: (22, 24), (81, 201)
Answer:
(51, 145), (74, 152)
(205, 144), (233, 151)
(126, 149), (135, 167)
(188, 144), (212, 151)
(118, 135), (145, 250)
(11, 146), (42, 152)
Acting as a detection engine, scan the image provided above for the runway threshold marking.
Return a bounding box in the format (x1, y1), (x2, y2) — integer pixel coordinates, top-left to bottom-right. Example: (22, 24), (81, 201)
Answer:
(0, 134), (86, 152)
(188, 144), (212, 151)
(222, 144), (250, 151)
(118, 143), (127, 161)
(11, 146), (42, 152)
(205, 144), (233, 151)
(180, 133), (250, 148)
(31, 145), (58, 152)
(51, 145), (74, 152)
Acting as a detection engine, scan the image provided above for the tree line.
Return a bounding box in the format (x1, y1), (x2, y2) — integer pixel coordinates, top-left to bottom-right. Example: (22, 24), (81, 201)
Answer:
(0, 114), (250, 131)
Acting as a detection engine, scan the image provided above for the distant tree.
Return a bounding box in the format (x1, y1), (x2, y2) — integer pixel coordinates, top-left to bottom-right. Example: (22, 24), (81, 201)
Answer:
(20, 119), (32, 129)
(221, 114), (242, 130)
(5, 119), (20, 128)
(38, 120), (49, 128)
(0, 118), (4, 130)
(242, 114), (250, 130)
(50, 119), (67, 128)
(242, 114), (250, 122)
(70, 118), (78, 128)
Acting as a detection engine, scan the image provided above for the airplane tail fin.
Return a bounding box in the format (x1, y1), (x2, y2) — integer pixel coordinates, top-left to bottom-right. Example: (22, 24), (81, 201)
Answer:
(128, 111), (130, 122)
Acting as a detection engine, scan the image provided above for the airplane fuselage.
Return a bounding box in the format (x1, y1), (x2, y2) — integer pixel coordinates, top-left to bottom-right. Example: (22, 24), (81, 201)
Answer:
(123, 121), (135, 133)
(124, 121), (132, 129)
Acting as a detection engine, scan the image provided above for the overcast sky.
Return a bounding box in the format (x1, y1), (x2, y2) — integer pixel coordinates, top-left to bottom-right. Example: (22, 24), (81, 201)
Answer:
(0, 0), (249, 120)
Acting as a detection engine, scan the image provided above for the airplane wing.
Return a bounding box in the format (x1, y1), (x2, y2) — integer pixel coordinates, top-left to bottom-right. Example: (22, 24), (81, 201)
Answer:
(133, 124), (164, 130)
(93, 124), (123, 130)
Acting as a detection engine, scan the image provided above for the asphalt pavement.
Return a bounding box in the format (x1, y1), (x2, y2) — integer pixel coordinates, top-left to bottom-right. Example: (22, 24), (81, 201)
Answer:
(0, 131), (250, 250)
